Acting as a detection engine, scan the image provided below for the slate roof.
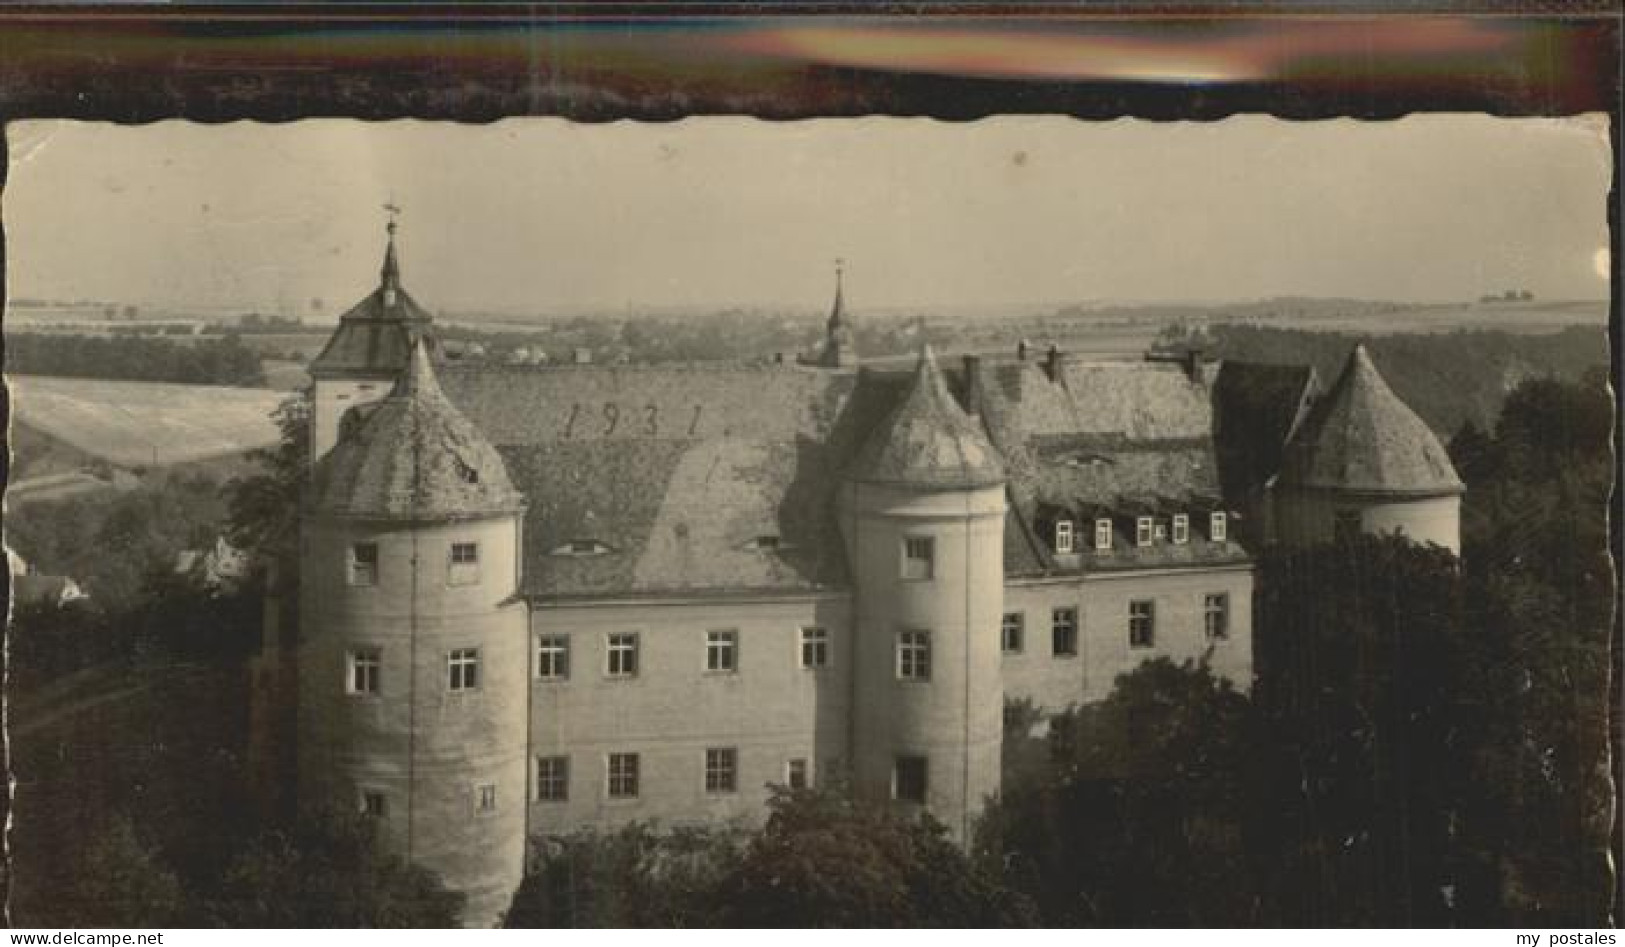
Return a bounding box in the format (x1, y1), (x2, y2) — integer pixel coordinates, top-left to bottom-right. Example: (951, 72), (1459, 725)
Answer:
(405, 349), (1296, 598)
(308, 234), (439, 377)
(309, 343), (525, 521)
(958, 353), (1246, 576)
(1278, 344), (1464, 496)
(847, 346), (1006, 490)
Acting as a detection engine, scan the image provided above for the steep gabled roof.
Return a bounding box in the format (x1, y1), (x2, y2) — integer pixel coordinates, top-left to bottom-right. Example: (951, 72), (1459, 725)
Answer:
(846, 345), (1005, 490)
(1278, 344), (1463, 496)
(309, 342), (524, 521)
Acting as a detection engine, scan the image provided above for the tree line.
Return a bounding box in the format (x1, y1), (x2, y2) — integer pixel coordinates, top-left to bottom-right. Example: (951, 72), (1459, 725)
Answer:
(6, 332), (266, 386)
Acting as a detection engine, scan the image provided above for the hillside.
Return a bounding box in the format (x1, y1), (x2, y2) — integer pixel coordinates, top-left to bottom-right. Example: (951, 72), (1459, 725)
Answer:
(1190, 324), (1610, 440)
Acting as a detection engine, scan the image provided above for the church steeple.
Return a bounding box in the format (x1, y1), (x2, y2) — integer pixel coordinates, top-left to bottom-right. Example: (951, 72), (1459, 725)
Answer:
(381, 204), (402, 304)
(817, 258), (859, 369)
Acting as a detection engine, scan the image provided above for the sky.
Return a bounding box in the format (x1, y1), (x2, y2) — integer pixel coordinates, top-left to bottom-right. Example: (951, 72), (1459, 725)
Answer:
(3, 116), (1612, 318)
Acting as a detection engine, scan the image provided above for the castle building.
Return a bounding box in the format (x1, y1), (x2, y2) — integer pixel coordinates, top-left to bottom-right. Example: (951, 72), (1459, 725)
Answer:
(289, 226), (1463, 926)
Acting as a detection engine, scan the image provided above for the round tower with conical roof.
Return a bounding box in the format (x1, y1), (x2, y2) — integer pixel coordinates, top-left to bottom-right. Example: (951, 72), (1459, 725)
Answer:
(1273, 344), (1464, 553)
(838, 345), (1006, 839)
(299, 341), (529, 927)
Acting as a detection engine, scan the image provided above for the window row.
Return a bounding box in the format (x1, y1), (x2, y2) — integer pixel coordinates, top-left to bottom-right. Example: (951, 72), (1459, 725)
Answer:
(535, 627), (831, 681)
(1053, 511), (1228, 554)
(533, 748), (814, 801)
(1000, 593), (1230, 657)
(346, 646), (482, 695)
(346, 540), (481, 587)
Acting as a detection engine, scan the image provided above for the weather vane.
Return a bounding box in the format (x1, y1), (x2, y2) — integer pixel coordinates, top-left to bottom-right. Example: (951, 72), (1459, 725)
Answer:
(384, 198), (402, 235)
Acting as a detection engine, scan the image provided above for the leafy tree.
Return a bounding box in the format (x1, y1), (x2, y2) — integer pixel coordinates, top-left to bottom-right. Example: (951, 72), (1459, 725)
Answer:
(507, 822), (740, 928)
(205, 810), (464, 927)
(224, 393), (310, 560)
(58, 815), (188, 928)
(983, 659), (1263, 926)
(714, 787), (1035, 928)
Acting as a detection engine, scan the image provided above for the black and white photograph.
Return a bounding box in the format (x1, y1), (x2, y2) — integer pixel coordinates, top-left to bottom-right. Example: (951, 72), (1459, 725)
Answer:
(2, 39), (1616, 932)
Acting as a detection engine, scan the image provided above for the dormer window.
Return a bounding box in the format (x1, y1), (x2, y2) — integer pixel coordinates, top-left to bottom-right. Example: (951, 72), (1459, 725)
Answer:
(1210, 511), (1228, 543)
(1094, 519), (1113, 551)
(1173, 514), (1190, 545)
(550, 540), (613, 558)
(1135, 517), (1154, 547)
(1054, 520), (1074, 555)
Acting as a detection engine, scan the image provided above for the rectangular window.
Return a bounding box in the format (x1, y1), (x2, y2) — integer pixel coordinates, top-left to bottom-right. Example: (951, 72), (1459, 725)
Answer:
(705, 747), (738, 793)
(1094, 518), (1113, 551)
(897, 630), (931, 681)
(348, 542), (379, 586)
(902, 536), (935, 580)
(705, 630), (738, 673)
(800, 627), (829, 669)
(1129, 600), (1156, 649)
(448, 648), (480, 691)
(894, 755), (928, 804)
(607, 633), (639, 678)
(1001, 612), (1025, 654)
(607, 752), (640, 799)
(1052, 607), (1078, 657)
(448, 541), (480, 586)
(1055, 520), (1074, 554)
(785, 758), (809, 790)
(1211, 511), (1230, 543)
(536, 756), (569, 802)
(1173, 514), (1190, 545)
(360, 790), (387, 818)
(1204, 593), (1230, 640)
(1333, 509), (1360, 542)
(347, 647), (381, 695)
(475, 783), (497, 814)
(1135, 516), (1154, 547)
(536, 635), (570, 681)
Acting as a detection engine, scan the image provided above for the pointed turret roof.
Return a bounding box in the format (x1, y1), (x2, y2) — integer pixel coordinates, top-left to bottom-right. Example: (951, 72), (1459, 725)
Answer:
(1279, 344), (1463, 496)
(847, 345), (1006, 490)
(309, 341), (523, 521)
(308, 219), (438, 378)
(816, 260), (858, 368)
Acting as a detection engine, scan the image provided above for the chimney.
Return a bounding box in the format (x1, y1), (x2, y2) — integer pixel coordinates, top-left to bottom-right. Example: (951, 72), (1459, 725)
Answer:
(961, 354), (984, 412)
(1045, 344), (1063, 382)
(1017, 339), (1030, 361)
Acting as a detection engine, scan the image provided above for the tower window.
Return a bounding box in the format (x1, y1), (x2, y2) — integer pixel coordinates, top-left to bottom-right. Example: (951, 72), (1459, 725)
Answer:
(705, 747), (738, 794)
(785, 758), (810, 790)
(901, 536), (935, 580)
(1001, 612), (1025, 654)
(706, 630), (738, 673)
(1333, 509), (1361, 543)
(1211, 511), (1230, 543)
(448, 648), (480, 691)
(1052, 607), (1078, 657)
(1055, 520), (1075, 554)
(1173, 514), (1190, 545)
(348, 543), (378, 586)
(1129, 601), (1156, 649)
(536, 635), (570, 681)
(359, 790), (387, 818)
(800, 627), (829, 669)
(1094, 518), (1113, 551)
(347, 648), (381, 695)
(608, 752), (640, 799)
(475, 783), (497, 814)
(536, 756), (569, 802)
(607, 633), (639, 678)
(897, 630), (932, 681)
(1204, 593), (1230, 640)
(1135, 517), (1154, 547)
(448, 542), (479, 586)
(894, 755), (928, 804)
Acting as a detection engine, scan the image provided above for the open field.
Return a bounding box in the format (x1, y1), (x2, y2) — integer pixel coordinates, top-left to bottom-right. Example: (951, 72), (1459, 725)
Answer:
(8, 376), (286, 468)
